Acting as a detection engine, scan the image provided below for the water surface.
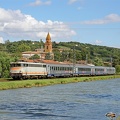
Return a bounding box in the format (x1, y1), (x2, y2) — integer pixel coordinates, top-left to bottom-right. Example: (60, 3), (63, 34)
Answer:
(0, 78), (120, 120)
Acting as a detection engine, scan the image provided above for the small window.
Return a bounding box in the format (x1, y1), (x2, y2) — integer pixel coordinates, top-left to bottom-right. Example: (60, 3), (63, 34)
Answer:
(23, 64), (28, 67)
(43, 65), (46, 68)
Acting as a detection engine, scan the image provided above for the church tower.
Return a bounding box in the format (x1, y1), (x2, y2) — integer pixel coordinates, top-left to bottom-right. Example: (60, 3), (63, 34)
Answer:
(45, 32), (52, 53)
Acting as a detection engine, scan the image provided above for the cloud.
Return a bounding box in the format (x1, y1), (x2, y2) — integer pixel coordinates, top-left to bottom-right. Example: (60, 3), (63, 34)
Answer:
(95, 40), (102, 45)
(0, 8), (76, 42)
(81, 14), (120, 24)
(0, 37), (4, 43)
(68, 0), (78, 4)
(29, 0), (51, 6)
(68, 0), (83, 4)
(77, 7), (83, 10)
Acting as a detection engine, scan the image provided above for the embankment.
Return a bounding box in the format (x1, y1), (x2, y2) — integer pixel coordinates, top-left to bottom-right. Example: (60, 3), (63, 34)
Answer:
(0, 75), (120, 90)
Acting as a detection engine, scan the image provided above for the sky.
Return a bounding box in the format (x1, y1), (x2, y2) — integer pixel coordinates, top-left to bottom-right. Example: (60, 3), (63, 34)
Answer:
(0, 0), (120, 48)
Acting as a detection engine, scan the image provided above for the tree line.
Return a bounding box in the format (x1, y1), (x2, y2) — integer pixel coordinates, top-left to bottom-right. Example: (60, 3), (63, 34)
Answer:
(0, 40), (120, 78)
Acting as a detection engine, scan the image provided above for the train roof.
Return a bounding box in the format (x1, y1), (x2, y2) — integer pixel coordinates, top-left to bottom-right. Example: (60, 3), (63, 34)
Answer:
(10, 60), (115, 68)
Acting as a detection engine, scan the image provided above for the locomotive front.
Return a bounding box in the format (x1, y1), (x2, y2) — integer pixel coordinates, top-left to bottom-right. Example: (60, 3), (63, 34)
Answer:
(10, 62), (23, 80)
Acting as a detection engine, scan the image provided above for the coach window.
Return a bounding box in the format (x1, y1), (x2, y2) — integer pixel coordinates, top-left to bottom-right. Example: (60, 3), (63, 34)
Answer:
(51, 66), (53, 70)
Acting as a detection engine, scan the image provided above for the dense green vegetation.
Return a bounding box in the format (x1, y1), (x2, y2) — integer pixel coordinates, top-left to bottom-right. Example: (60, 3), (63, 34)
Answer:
(0, 40), (120, 78)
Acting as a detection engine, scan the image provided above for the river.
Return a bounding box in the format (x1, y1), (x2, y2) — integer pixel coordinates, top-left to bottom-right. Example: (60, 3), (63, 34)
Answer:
(0, 78), (120, 120)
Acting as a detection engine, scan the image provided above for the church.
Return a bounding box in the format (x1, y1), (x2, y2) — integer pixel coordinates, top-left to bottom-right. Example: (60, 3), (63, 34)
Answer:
(22, 32), (54, 60)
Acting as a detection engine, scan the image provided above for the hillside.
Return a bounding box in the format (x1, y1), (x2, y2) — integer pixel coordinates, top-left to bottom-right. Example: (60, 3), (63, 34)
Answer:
(0, 40), (120, 78)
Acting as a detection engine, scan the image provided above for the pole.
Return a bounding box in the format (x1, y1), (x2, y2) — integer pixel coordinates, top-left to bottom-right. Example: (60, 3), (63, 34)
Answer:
(110, 57), (112, 67)
(73, 46), (75, 76)
(73, 45), (77, 76)
(86, 54), (88, 64)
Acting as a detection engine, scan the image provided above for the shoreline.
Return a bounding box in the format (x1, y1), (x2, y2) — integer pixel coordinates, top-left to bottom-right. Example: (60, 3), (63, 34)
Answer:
(0, 75), (120, 91)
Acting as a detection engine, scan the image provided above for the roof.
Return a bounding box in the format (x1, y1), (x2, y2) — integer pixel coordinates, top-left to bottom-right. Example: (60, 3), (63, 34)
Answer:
(46, 32), (51, 40)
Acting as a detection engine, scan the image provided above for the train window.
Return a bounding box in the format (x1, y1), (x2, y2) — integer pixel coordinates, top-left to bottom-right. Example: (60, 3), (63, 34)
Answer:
(95, 68), (104, 71)
(43, 65), (46, 68)
(28, 64), (43, 67)
(52, 66), (53, 70)
(87, 68), (91, 71)
(15, 64), (21, 67)
(23, 64), (28, 67)
(10, 64), (14, 67)
(10, 63), (21, 67)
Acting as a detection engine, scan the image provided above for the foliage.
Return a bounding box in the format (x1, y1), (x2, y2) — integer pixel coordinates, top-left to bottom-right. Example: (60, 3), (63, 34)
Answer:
(93, 57), (104, 66)
(0, 52), (17, 78)
(115, 65), (120, 73)
(53, 41), (120, 66)
(29, 54), (40, 60)
(45, 53), (54, 60)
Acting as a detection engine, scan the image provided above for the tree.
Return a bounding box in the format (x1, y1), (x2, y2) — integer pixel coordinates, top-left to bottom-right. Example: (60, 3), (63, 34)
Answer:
(0, 52), (19, 78)
(93, 57), (104, 66)
(45, 53), (53, 60)
(115, 65), (120, 74)
(29, 54), (40, 60)
(17, 44), (31, 52)
(53, 49), (61, 61)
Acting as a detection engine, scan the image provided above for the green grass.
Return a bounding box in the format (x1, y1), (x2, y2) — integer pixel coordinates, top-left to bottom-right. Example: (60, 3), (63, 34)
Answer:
(0, 75), (120, 90)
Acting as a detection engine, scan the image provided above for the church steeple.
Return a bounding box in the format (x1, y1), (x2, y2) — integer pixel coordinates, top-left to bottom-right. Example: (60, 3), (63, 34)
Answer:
(45, 32), (52, 53)
(46, 32), (51, 41)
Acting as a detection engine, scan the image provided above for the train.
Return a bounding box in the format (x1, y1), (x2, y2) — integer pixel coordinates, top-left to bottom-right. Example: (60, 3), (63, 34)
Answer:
(10, 61), (116, 80)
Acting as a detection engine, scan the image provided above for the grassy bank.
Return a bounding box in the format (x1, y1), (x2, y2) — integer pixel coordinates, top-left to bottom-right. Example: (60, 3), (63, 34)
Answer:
(0, 75), (120, 90)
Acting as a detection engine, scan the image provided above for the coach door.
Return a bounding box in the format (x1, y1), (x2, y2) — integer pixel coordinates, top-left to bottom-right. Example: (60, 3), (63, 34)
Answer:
(75, 67), (78, 74)
(46, 65), (50, 74)
(23, 63), (28, 76)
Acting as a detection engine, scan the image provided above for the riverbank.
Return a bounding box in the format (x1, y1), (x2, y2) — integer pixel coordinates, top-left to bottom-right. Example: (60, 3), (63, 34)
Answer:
(0, 75), (120, 90)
